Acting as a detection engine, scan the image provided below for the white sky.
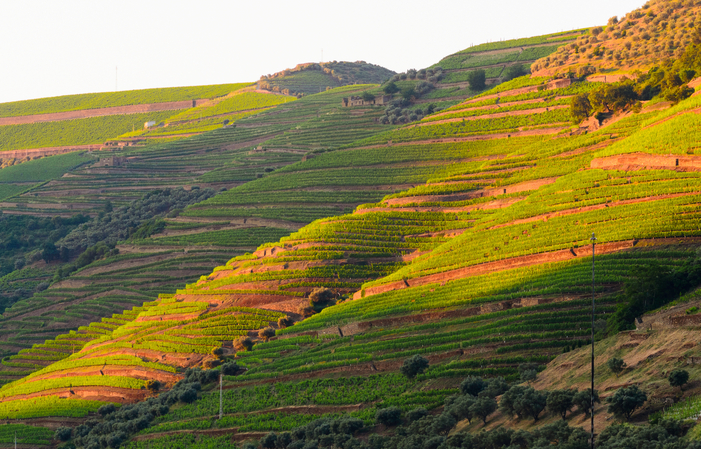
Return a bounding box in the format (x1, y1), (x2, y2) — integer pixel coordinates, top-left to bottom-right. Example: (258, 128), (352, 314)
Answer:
(0, 0), (646, 104)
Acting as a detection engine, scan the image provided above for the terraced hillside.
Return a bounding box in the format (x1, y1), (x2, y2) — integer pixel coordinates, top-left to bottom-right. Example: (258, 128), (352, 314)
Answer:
(0, 83), (252, 156)
(421, 29), (588, 111)
(0, 84), (402, 375)
(258, 61), (396, 96)
(533, 0), (701, 76)
(4, 58), (701, 446)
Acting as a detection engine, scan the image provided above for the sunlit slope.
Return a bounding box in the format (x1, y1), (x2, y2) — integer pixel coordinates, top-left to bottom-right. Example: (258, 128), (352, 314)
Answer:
(0, 83), (253, 153)
(120, 87), (296, 139)
(258, 61), (396, 96)
(0, 85), (397, 363)
(6, 74), (701, 433)
(533, 0), (701, 76)
(0, 293), (285, 418)
(424, 29), (588, 109)
(0, 84), (251, 118)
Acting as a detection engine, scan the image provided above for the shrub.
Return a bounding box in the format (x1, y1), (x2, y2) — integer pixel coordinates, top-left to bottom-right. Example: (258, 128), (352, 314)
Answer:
(481, 377), (509, 398)
(466, 70), (486, 90)
(145, 380), (161, 392)
(520, 369), (537, 383)
(500, 385), (528, 418)
(361, 92), (376, 102)
(518, 363), (538, 383)
(400, 354), (429, 379)
(414, 81), (434, 96)
(607, 385), (647, 420)
(383, 82), (399, 95)
(400, 87), (416, 101)
(460, 376), (487, 396)
(203, 359), (221, 369)
(405, 407), (428, 423)
(261, 432), (278, 449)
(178, 388), (198, 403)
(668, 369), (689, 391)
(42, 241), (59, 262)
(446, 394), (475, 422)
(570, 93), (592, 123)
(297, 305), (315, 317)
(547, 389), (576, 420)
(277, 432), (292, 449)
(258, 327), (276, 342)
(278, 317), (294, 328)
(430, 413), (456, 435)
(309, 287), (334, 304)
(55, 426), (73, 441)
(221, 361), (242, 375)
(503, 64), (527, 82)
(514, 387), (548, 422)
(233, 336), (254, 352)
(469, 396), (497, 425)
(375, 406), (402, 426)
(607, 358), (627, 377)
(211, 347), (225, 359)
(98, 403), (116, 417)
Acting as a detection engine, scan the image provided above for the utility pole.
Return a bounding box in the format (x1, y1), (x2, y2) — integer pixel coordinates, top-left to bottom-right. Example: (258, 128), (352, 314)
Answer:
(115, 66), (118, 91)
(590, 232), (597, 449)
(219, 371), (223, 420)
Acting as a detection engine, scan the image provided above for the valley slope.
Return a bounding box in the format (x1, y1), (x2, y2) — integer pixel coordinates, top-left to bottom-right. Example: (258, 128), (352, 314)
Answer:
(2, 13), (701, 448)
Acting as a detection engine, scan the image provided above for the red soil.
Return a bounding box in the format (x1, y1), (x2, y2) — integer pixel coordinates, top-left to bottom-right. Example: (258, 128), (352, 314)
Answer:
(25, 365), (181, 385)
(357, 240), (637, 299)
(1, 386), (147, 404)
(354, 197), (525, 215)
(383, 178), (558, 206)
(591, 153), (701, 171)
(489, 191), (701, 230)
(0, 145), (102, 159)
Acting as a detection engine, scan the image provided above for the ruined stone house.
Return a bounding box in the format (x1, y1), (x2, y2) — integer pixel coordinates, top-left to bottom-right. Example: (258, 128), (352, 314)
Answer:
(342, 95), (392, 107)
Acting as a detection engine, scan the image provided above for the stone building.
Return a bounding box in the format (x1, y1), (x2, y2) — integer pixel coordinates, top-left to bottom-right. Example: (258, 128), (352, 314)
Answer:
(342, 95), (392, 107)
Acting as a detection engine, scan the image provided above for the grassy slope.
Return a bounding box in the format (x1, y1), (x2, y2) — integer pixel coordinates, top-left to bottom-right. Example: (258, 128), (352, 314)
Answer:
(422, 29), (586, 111)
(0, 83), (398, 370)
(0, 83), (254, 153)
(3, 71), (701, 448)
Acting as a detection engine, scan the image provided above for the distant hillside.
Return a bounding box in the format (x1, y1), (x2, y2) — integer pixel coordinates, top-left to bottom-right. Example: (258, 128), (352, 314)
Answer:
(533, 0), (701, 76)
(258, 61), (396, 95)
(7, 2), (701, 445)
(0, 83), (251, 118)
(368, 29), (586, 126)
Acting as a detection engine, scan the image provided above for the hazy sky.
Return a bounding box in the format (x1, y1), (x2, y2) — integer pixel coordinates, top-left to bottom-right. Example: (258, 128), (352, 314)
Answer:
(0, 0), (646, 104)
